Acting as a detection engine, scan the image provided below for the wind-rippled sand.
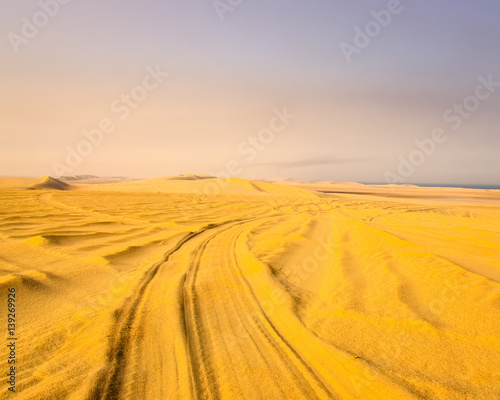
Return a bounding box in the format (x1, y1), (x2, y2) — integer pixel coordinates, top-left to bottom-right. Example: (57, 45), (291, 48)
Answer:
(0, 177), (499, 399)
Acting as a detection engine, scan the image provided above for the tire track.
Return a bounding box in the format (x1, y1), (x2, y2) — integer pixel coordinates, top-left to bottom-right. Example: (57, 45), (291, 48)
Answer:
(87, 222), (227, 400)
(180, 215), (338, 399)
(182, 233), (220, 400)
(229, 227), (337, 400)
(181, 218), (267, 400)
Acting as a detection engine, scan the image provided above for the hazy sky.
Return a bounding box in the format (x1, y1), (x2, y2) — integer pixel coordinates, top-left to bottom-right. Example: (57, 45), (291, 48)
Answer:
(1, 0), (499, 185)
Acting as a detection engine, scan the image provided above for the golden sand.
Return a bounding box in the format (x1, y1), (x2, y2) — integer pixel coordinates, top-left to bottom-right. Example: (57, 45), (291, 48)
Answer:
(0, 177), (499, 399)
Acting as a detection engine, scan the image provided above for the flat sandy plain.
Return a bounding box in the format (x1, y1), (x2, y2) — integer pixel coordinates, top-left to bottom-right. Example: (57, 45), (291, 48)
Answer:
(0, 176), (499, 399)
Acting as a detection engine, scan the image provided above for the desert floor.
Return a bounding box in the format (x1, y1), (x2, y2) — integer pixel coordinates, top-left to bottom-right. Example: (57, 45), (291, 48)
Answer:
(0, 177), (499, 399)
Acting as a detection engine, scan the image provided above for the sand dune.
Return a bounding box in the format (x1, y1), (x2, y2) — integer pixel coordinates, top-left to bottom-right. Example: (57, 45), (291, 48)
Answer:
(29, 176), (73, 191)
(276, 180), (500, 205)
(60, 176), (130, 184)
(82, 176), (318, 197)
(163, 174), (217, 181)
(0, 177), (73, 191)
(0, 178), (499, 399)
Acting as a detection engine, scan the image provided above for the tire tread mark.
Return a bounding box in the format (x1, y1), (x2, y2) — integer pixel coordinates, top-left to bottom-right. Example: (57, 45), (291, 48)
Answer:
(87, 223), (225, 400)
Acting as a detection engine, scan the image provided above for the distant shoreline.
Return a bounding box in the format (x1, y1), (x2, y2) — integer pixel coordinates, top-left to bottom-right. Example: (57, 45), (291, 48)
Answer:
(363, 183), (500, 190)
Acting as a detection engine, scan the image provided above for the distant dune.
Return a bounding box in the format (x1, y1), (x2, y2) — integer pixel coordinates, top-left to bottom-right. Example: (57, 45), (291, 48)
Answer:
(60, 175), (101, 181)
(275, 180), (500, 204)
(29, 176), (73, 191)
(2, 176), (499, 205)
(83, 176), (318, 197)
(163, 174), (216, 181)
(0, 176), (72, 190)
(60, 175), (130, 184)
